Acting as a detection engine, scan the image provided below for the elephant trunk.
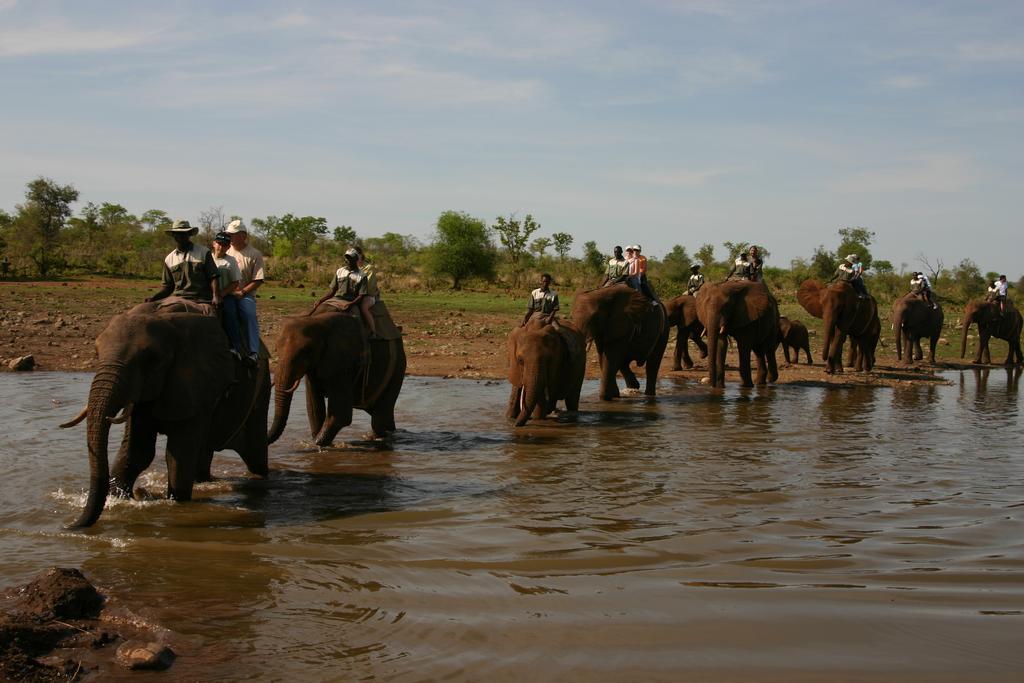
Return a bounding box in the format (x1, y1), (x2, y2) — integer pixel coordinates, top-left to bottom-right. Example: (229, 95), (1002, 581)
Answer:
(515, 361), (542, 427)
(706, 316), (722, 387)
(68, 366), (125, 528)
(268, 380), (296, 445)
(960, 312), (972, 359)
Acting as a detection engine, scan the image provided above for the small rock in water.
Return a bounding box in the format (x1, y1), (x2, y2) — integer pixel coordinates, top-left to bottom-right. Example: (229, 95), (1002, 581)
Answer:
(8, 354), (35, 371)
(699, 376), (711, 384)
(115, 641), (176, 671)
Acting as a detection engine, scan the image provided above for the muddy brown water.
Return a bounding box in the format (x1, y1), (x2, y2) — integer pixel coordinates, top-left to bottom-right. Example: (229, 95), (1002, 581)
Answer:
(1, 370), (1022, 681)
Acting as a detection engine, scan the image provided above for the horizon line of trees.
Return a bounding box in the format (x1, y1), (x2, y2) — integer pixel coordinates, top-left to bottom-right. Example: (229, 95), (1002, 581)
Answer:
(0, 176), (1015, 306)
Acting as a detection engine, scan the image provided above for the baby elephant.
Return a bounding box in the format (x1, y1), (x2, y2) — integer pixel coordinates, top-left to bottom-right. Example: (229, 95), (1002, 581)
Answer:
(778, 316), (813, 366)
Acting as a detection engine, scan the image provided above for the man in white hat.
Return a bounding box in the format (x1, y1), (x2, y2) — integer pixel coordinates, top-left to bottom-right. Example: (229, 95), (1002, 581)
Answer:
(145, 219), (221, 311)
(225, 219), (265, 362)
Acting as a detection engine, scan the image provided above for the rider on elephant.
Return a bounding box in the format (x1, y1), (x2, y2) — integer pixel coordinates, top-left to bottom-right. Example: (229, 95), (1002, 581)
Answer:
(523, 273), (560, 326)
(145, 219), (221, 315)
(834, 254), (869, 298)
(211, 231), (246, 360)
(686, 264), (705, 295)
(627, 245), (659, 304)
(601, 246), (629, 287)
(910, 272), (937, 309)
(311, 248), (378, 337)
(225, 219), (266, 365)
(987, 275), (1009, 316)
(748, 246), (764, 282)
(725, 252), (752, 281)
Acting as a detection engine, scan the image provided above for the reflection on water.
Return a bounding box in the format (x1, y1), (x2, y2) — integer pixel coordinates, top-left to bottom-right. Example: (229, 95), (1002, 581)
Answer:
(0, 371), (1022, 681)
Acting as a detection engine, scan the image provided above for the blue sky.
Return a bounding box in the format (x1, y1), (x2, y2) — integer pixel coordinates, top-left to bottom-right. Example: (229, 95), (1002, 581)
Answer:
(1, 1), (1022, 275)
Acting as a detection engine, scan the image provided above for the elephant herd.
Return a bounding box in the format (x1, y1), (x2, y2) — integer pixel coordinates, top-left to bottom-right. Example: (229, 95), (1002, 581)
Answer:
(508, 281), (1024, 423)
(58, 281), (1022, 527)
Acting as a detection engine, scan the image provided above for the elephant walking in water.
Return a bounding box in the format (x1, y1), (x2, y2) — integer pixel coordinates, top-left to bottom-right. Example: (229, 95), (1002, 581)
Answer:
(695, 281), (779, 388)
(664, 294), (708, 370)
(892, 294), (943, 365)
(59, 311), (270, 528)
(571, 285), (668, 400)
(268, 310), (406, 447)
(960, 298), (1023, 366)
(506, 318), (586, 426)
(797, 279), (879, 374)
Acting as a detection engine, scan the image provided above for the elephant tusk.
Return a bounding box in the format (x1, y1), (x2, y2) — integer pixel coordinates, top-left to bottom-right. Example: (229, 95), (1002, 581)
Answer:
(59, 406), (88, 429)
(282, 378), (301, 394)
(106, 403), (134, 425)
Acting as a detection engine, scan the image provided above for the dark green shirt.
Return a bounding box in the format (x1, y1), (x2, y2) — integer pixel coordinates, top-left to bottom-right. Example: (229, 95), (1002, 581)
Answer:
(161, 243), (219, 301)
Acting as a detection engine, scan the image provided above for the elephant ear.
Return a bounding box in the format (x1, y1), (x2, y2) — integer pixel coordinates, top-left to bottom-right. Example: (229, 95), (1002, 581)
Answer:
(152, 314), (234, 422)
(507, 328), (523, 386)
(797, 279), (824, 319)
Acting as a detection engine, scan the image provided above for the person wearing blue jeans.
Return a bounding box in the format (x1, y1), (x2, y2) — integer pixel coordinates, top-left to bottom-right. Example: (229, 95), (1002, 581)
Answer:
(225, 220), (266, 362)
(212, 231), (244, 359)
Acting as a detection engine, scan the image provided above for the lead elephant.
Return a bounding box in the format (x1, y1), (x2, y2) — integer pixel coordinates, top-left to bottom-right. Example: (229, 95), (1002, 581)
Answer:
(59, 311), (270, 528)
(959, 298), (1023, 366)
(664, 294), (707, 370)
(506, 318), (586, 426)
(777, 316), (812, 366)
(571, 285), (668, 400)
(797, 280), (879, 374)
(696, 281), (779, 388)
(268, 310), (406, 446)
(892, 293), (943, 365)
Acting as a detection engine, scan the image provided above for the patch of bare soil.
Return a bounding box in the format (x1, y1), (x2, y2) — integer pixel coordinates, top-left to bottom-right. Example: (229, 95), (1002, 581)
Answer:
(0, 280), (988, 387)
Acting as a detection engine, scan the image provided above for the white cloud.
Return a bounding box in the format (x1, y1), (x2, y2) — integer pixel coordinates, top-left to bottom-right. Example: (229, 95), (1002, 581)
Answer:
(619, 167), (731, 188)
(0, 22), (156, 57)
(879, 74), (928, 89)
(956, 40), (1024, 63)
(275, 13), (312, 28)
(832, 155), (976, 194)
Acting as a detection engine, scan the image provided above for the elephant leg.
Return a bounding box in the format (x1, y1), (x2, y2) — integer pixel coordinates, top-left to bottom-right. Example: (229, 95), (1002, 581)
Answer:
(599, 352), (621, 400)
(914, 338), (924, 361)
(306, 376), (326, 439)
(782, 343), (792, 366)
(694, 333), (708, 359)
(679, 342), (694, 369)
(672, 333), (684, 371)
(643, 338), (666, 396)
(737, 342), (754, 387)
(928, 336), (938, 364)
(111, 411), (157, 498)
(803, 343), (813, 365)
(620, 364), (641, 390)
(195, 448), (215, 483)
(316, 388), (354, 446)
(166, 421), (207, 502)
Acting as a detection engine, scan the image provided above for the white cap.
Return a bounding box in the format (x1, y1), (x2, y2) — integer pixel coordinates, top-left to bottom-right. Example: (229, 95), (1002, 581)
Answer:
(225, 219), (247, 234)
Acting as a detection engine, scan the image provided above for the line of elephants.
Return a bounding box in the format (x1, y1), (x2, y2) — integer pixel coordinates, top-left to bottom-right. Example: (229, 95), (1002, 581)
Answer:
(58, 280), (1023, 527)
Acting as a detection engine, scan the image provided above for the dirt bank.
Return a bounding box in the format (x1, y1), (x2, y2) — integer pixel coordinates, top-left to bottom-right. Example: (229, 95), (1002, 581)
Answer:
(0, 279), (997, 387)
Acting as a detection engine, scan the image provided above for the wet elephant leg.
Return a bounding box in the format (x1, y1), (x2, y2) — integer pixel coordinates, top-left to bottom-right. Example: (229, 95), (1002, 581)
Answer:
(111, 410), (157, 498)
(599, 349), (622, 400)
(737, 341), (754, 387)
(620, 364), (641, 390)
(305, 376), (326, 439)
(316, 387), (354, 446)
(165, 420), (207, 501)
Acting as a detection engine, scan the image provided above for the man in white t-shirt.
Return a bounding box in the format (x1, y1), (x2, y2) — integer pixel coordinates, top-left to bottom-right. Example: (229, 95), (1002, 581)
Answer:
(225, 220), (265, 362)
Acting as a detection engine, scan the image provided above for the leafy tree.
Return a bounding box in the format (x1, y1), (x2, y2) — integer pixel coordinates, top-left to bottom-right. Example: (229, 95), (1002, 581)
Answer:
(836, 226), (874, 270)
(722, 241), (749, 259)
(530, 236), (552, 259)
(696, 243), (715, 267)
(949, 259), (986, 299)
(428, 210), (496, 289)
(7, 177), (79, 276)
(140, 209), (172, 231)
(551, 232), (574, 260)
(582, 240), (605, 274)
(252, 214), (329, 258)
(333, 225), (357, 244)
(872, 259), (894, 274)
(361, 232), (422, 275)
(659, 244), (693, 283)
(809, 245), (836, 280)
(492, 213), (539, 266)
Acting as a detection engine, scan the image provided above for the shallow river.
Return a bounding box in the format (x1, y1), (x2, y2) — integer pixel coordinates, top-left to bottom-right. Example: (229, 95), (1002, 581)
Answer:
(1, 370), (1022, 681)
